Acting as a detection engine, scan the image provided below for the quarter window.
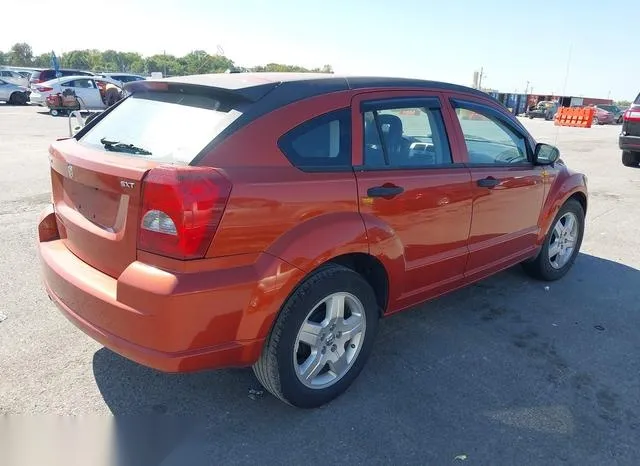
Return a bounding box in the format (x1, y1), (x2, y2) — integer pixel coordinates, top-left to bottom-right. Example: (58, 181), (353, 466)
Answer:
(278, 108), (351, 170)
(362, 102), (452, 168)
(453, 104), (529, 165)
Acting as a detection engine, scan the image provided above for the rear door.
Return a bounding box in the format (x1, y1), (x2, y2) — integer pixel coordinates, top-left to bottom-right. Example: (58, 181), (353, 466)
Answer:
(446, 96), (545, 281)
(353, 91), (474, 310)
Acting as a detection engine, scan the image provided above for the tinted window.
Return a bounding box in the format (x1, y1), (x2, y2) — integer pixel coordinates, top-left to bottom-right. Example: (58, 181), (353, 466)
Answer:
(41, 70), (56, 81)
(79, 91), (246, 164)
(362, 103), (451, 168)
(63, 79), (95, 88)
(634, 93), (640, 105)
(278, 108), (351, 170)
(453, 104), (529, 165)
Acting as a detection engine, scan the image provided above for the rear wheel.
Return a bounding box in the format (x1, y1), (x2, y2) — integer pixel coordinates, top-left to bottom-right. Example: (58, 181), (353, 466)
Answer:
(522, 199), (584, 281)
(592, 116), (599, 125)
(622, 151), (640, 167)
(253, 264), (379, 408)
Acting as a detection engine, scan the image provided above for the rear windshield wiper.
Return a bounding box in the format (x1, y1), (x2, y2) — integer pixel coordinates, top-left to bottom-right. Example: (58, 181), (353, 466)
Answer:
(100, 137), (152, 156)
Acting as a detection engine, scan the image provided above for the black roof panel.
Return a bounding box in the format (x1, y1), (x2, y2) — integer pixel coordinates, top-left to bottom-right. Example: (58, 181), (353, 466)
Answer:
(137, 72), (490, 103)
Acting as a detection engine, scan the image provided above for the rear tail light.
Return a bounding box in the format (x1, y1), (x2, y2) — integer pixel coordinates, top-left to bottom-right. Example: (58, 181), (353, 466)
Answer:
(623, 109), (640, 122)
(138, 166), (232, 260)
(36, 86), (53, 92)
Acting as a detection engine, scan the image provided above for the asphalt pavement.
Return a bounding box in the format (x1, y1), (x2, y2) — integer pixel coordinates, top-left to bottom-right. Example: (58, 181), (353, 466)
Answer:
(0, 105), (638, 465)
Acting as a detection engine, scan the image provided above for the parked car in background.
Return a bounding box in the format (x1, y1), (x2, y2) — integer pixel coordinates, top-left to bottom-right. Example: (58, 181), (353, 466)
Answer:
(596, 104), (624, 124)
(0, 69), (29, 88)
(38, 73), (588, 408)
(98, 73), (146, 85)
(29, 75), (123, 113)
(30, 68), (94, 85)
(592, 105), (614, 125)
(527, 101), (558, 120)
(619, 93), (640, 167)
(0, 78), (29, 105)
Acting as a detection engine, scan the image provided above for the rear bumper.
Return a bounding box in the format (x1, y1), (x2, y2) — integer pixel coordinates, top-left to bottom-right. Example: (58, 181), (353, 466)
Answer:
(29, 92), (44, 106)
(619, 135), (640, 152)
(37, 206), (290, 373)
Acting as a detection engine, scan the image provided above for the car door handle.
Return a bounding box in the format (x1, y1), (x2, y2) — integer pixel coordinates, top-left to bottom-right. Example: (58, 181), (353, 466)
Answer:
(367, 185), (404, 198)
(477, 177), (500, 188)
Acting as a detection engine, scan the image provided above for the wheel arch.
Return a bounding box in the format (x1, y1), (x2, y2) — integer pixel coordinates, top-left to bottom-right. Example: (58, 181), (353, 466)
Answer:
(539, 171), (588, 242)
(244, 212), (405, 344)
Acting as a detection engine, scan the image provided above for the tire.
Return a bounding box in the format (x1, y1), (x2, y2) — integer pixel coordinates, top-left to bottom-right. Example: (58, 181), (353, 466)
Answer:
(622, 151), (640, 167)
(253, 263), (379, 408)
(49, 109), (58, 116)
(522, 199), (585, 281)
(592, 117), (599, 125)
(9, 92), (27, 105)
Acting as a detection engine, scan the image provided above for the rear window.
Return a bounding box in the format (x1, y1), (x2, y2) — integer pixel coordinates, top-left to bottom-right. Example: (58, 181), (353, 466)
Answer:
(78, 91), (245, 164)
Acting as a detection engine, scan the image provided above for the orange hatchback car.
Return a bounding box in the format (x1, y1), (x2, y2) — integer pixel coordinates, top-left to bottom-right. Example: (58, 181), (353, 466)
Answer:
(38, 73), (588, 408)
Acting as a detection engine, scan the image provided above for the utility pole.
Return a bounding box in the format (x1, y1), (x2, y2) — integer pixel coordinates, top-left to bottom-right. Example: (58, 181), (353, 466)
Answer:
(478, 67), (484, 90)
(524, 81), (530, 95)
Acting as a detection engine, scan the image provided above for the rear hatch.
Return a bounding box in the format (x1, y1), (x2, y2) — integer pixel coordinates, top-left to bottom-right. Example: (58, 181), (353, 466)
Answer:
(50, 81), (258, 277)
(50, 140), (157, 277)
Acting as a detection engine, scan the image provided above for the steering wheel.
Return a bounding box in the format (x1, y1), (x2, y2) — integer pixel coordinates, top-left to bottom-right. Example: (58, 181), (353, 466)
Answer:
(494, 148), (522, 164)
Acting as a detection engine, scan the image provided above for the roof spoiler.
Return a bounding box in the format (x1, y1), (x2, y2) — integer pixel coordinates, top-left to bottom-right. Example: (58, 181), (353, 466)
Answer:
(124, 79), (279, 103)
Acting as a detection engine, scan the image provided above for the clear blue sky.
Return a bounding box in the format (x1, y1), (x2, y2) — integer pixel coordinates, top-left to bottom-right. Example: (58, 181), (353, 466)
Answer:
(2, 0), (637, 100)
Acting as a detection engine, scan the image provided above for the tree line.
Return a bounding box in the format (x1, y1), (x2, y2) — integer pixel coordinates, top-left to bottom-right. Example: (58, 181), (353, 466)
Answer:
(0, 43), (333, 76)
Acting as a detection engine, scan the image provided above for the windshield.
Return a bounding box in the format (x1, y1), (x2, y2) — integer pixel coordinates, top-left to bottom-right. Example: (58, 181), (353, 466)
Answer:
(79, 91), (245, 164)
(598, 105), (618, 112)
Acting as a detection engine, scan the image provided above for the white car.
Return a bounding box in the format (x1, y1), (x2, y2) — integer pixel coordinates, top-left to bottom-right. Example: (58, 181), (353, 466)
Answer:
(98, 73), (146, 85)
(0, 69), (29, 88)
(29, 75), (123, 111)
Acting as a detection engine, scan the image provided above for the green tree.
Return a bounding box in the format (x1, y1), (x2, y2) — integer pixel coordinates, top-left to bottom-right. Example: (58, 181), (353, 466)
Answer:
(33, 53), (51, 67)
(61, 50), (92, 70)
(616, 100), (631, 107)
(0, 51), (6, 65)
(8, 43), (33, 66)
(145, 54), (184, 77)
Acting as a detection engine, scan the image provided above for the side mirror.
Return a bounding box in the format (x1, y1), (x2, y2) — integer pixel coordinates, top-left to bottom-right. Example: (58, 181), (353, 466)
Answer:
(534, 143), (560, 165)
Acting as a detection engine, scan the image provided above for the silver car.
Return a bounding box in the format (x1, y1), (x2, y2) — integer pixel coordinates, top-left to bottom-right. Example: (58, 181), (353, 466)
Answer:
(0, 78), (29, 105)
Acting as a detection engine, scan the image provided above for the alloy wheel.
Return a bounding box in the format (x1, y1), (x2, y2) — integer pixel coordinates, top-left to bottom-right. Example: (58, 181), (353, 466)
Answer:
(293, 292), (366, 389)
(548, 212), (579, 269)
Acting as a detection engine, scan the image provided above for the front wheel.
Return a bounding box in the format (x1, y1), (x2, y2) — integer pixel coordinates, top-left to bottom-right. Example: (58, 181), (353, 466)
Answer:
(592, 116), (599, 125)
(253, 264), (379, 408)
(522, 199), (585, 281)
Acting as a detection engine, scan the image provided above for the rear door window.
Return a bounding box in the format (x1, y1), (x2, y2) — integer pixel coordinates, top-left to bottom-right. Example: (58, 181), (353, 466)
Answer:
(361, 100), (452, 168)
(78, 90), (246, 164)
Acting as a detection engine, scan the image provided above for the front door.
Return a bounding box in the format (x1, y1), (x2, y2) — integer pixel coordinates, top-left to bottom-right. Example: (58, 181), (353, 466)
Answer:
(61, 78), (103, 109)
(353, 91), (474, 311)
(447, 97), (545, 281)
